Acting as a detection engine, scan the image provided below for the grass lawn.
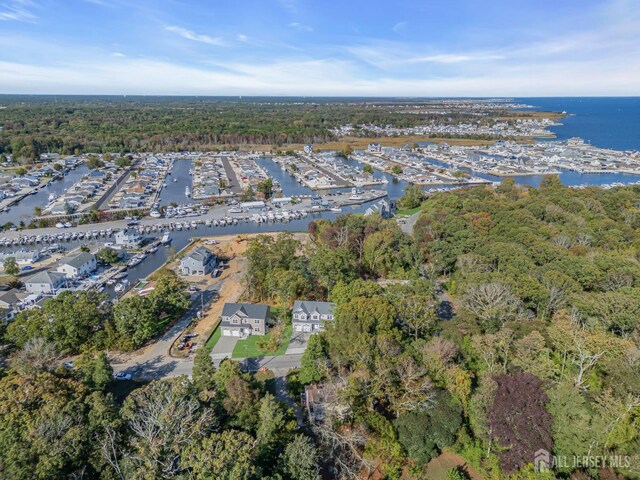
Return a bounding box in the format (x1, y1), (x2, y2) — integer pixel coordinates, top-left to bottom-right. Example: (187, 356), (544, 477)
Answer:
(395, 205), (422, 216)
(232, 324), (292, 358)
(205, 325), (222, 349)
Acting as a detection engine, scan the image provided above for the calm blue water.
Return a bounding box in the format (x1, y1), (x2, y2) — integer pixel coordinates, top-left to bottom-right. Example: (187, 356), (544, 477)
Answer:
(516, 97), (640, 151)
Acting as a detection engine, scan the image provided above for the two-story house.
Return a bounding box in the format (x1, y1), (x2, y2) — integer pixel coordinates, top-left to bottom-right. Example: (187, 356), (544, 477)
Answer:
(115, 229), (142, 248)
(56, 251), (97, 278)
(24, 270), (67, 295)
(179, 246), (217, 276)
(220, 302), (270, 337)
(292, 300), (336, 333)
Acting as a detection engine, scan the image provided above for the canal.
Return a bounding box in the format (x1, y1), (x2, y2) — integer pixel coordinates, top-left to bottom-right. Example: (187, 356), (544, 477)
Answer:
(0, 165), (90, 226)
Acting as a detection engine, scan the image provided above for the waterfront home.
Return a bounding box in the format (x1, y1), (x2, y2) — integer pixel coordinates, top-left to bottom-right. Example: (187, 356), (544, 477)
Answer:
(56, 251), (97, 279)
(292, 300), (336, 333)
(303, 144), (314, 154)
(368, 143), (382, 153)
(24, 270), (67, 295)
(179, 246), (217, 276)
(115, 229), (142, 248)
(220, 302), (270, 337)
(0, 250), (43, 265)
(0, 288), (31, 322)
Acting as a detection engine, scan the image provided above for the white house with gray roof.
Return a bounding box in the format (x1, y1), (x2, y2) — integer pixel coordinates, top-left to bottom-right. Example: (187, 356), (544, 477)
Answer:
(220, 302), (270, 337)
(179, 246), (217, 276)
(56, 251), (97, 278)
(24, 270), (68, 295)
(292, 300), (336, 332)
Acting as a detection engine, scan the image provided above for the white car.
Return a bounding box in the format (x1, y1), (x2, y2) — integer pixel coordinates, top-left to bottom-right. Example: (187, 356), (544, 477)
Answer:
(114, 372), (132, 381)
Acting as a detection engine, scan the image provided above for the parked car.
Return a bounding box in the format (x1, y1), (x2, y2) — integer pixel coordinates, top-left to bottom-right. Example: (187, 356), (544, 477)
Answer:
(20, 265), (33, 271)
(62, 361), (74, 369)
(114, 372), (132, 381)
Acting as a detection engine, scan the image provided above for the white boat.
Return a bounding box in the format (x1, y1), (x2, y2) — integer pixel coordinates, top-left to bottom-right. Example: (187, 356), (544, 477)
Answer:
(150, 209), (162, 218)
(173, 178), (178, 182)
(114, 283), (126, 294)
(160, 232), (172, 244)
(64, 222), (72, 228)
(185, 186), (191, 198)
(148, 246), (158, 254)
(349, 194), (363, 201)
(55, 222), (64, 229)
(330, 207), (343, 212)
(229, 206), (243, 214)
(48, 193), (58, 202)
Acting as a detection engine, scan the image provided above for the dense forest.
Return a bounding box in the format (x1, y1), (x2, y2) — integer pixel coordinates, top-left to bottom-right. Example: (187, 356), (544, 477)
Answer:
(1, 180), (639, 478)
(0, 96), (527, 158)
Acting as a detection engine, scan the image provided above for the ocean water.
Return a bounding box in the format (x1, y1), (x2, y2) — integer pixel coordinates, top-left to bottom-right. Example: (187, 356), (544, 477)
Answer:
(516, 97), (640, 151)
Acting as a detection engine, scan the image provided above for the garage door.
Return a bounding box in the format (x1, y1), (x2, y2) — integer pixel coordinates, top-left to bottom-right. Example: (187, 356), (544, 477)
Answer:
(222, 329), (231, 336)
(303, 325), (312, 332)
(294, 324), (303, 332)
(232, 330), (240, 337)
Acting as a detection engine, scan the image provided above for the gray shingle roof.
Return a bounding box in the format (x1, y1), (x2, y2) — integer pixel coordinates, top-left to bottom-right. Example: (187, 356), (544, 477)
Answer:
(25, 270), (66, 285)
(60, 251), (95, 269)
(293, 300), (336, 317)
(222, 303), (269, 319)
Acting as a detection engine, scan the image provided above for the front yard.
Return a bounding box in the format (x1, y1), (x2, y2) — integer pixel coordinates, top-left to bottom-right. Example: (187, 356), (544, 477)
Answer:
(232, 324), (292, 358)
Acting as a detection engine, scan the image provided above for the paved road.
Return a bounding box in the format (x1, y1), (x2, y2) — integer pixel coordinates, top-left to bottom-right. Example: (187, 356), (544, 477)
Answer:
(400, 210), (422, 235)
(111, 283), (220, 379)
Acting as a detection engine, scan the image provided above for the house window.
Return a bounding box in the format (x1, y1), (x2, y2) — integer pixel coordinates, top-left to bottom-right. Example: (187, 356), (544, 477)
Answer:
(254, 318), (260, 324)
(232, 318), (239, 324)
(253, 327), (260, 333)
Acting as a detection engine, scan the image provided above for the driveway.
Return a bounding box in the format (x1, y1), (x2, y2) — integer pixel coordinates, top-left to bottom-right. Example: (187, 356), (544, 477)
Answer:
(211, 334), (239, 359)
(285, 331), (311, 355)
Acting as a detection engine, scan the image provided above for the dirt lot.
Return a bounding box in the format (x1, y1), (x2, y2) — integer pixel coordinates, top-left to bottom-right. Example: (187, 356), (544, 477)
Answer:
(177, 232), (309, 341)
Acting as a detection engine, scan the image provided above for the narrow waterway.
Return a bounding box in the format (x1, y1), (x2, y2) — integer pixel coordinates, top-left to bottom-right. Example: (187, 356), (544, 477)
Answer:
(158, 158), (193, 206)
(0, 165), (90, 226)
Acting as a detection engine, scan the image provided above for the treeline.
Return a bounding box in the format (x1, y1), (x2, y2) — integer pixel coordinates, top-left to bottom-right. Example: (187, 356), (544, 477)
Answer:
(3, 181), (639, 478)
(3, 270), (189, 353)
(0, 345), (320, 480)
(0, 97), (513, 160)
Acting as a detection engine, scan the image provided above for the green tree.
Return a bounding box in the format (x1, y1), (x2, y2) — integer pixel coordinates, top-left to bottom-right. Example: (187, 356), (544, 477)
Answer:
(281, 435), (321, 480)
(96, 247), (120, 265)
(363, 164), (373, 174)
(394, 390), (462, 464)
(299, 334), (328, 384)
(192, 345), (217, 392)
(184, 430), (256, 480)
(3, 256), (19, 277)
(398, 184), (424, 210)
(391, 165), (403, 175)
(257, 178), (274, 199)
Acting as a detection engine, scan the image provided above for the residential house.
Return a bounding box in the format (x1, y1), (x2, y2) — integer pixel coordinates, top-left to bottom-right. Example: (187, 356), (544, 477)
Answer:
(115, 229), (142, 248)
(25, 270), (67, 295)
(0, 250), (43, 266)
(292, 300), (336, 333)
(179, 246), (217, 276)
(0, 288), (31, 322)
(56, 251), (97, 278)
(220, 302), (270, 337)
(368, 143), (382, 153)
(303, 144), (314, 154)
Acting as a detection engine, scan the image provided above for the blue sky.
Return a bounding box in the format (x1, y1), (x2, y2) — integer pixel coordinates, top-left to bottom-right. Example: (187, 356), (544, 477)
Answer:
(0, 0), (639, 95)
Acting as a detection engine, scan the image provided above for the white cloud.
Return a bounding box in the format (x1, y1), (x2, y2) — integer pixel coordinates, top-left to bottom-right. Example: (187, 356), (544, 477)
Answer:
(0, 0), (37, 22)
(392, 21), (407, 33)
(288, 22), (312, 32)
(165, 25), (226, 46)
(408, 54), (505, 64)
(111, 52), (125, 57)
(236, 34), (249, 42)
(1, 52), (639, 96)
